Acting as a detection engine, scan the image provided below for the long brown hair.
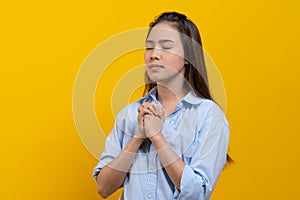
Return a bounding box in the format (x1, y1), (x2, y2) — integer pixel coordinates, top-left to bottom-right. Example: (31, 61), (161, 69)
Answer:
(144, 11), (233, 164)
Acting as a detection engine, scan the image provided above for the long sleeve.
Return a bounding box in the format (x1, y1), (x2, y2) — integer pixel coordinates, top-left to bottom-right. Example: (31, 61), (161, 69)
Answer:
(174, 103), (230, 200)
(93, 113), (124, 179)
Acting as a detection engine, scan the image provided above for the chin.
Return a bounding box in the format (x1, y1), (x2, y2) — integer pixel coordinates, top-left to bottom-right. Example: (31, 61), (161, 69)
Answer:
(147, 75), (162, 83)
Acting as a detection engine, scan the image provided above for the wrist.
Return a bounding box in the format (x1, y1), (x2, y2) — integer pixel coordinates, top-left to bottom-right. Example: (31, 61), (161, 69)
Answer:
(133, 135), (145, 142)
(148, 131), (163, 143)
(124, 134), (145, 153)
(133, 132), (146, 144)
(134, 129), (145, 138)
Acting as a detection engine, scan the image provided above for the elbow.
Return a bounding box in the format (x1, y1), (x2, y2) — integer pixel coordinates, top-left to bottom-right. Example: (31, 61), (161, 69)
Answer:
(97, 185), (111, 199)
(96, 176), (112, 199)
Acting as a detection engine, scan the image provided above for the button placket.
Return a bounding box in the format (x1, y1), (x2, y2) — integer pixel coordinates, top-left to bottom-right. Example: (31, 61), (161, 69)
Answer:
(145, 146), (157, 200)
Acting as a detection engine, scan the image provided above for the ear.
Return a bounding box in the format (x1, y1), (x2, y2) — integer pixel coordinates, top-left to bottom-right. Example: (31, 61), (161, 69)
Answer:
(184, 60), (189, 67)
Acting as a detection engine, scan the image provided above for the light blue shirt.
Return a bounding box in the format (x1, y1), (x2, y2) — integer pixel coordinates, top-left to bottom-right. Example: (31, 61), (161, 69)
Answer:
(93, 88), (230, 200)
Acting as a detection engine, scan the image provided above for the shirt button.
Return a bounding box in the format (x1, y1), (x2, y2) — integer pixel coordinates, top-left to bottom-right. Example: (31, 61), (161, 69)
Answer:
(150, 165), (154, 170)
(147, 194), (153, 199)
(182, 107), (186, 112)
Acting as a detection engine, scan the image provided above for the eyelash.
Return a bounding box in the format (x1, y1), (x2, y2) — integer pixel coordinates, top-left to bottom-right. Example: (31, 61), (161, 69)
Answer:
(146, 47), (171, 50)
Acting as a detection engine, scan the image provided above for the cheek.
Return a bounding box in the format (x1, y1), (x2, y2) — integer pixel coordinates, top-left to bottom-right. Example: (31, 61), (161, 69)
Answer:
(144, 52), (150, 63)
(168, 53), (185, 66)
(165, 48), (184, 62)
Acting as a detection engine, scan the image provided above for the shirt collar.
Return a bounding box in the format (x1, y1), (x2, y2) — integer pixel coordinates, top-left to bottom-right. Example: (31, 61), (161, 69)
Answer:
(139, 87), (159, 103)
(181, 91), (204, 105)
(140, 87), (204, 105)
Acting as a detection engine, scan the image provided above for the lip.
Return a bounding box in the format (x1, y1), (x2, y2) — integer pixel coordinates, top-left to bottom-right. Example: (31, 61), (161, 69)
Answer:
(149, 64), (164, 71)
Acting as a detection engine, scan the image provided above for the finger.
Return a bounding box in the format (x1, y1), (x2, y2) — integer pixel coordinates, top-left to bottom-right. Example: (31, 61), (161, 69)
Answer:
(151, 103), (164, 118)
(142, 104), (156, 116)
(137, 107), (144, 118)
(138, 107), (152, 116)
(138, 106), (148, 113)
(137, 107), (149, 123)
(151, 103), (160, 115)
(146, 104), (158, 117)
(158, 106), (166, 120)
(151, 102), (164, 117)
(142, 102), (150, 108)
(149, 102), (159, 116)
(137, 108), (144, 125)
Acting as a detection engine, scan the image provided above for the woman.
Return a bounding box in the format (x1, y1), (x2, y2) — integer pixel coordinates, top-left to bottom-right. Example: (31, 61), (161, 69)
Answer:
(93, 11), (231, 200)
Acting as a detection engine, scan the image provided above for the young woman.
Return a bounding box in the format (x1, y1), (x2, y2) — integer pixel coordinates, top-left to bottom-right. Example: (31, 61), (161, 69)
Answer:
(93, 12), (231, 200)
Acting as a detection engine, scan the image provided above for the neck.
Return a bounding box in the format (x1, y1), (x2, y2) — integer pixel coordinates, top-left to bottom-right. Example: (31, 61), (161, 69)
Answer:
(155, 68), (191, 107)
(156, 83), (189, 105)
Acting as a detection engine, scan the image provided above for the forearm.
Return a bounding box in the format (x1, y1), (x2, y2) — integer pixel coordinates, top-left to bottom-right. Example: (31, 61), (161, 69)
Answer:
(150, 133), (185, 190)
(97, 136), (144, 198)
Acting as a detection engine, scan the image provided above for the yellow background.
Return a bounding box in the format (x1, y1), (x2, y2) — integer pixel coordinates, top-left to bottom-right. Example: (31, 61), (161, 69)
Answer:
(1, 0), (300, 199)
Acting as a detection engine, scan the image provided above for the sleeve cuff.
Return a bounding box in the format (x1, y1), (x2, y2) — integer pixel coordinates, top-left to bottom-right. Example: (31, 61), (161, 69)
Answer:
(177, 165), (207, 199)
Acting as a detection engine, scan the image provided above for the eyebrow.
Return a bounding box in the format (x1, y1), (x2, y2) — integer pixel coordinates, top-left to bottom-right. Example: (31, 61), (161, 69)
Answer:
(146, 39), (175, 44)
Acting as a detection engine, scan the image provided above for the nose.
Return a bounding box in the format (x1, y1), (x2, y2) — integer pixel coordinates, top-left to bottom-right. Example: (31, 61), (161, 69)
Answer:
(150, 48), (161, 61)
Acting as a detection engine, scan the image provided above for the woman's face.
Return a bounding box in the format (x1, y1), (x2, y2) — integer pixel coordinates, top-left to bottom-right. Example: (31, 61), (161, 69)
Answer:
(144, 22), (186, 84)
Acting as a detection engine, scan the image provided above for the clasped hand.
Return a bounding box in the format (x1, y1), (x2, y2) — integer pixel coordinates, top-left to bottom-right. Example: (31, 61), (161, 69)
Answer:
(136, 102), (166, 138)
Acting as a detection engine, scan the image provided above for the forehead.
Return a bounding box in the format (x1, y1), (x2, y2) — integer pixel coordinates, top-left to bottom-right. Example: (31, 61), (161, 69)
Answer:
(147, 23), (181, 41)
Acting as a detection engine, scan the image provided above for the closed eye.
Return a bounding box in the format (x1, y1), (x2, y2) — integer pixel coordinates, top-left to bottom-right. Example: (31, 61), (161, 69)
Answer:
(162, 46), (172, 50)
